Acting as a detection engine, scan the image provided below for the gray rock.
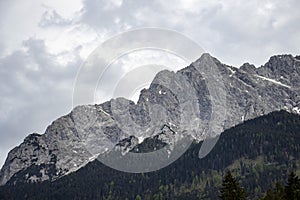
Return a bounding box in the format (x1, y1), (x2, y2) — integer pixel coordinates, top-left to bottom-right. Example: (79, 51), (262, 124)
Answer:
(1, 53), (300, 185)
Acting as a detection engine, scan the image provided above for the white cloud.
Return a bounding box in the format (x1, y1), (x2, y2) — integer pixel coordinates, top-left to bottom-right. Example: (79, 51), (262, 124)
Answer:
(0, 0), (300, 167)
(39, 10), (72, 27)
(94, 49), (188, 103)
(0, 37), (81, 167)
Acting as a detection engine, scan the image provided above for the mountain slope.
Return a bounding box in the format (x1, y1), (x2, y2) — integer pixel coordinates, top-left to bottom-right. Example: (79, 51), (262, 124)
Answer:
(1, 54), (300, 185)
(0, 110), (300, 200)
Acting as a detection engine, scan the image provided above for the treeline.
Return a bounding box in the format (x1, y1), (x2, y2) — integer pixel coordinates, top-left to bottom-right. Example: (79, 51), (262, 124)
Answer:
(261, 172), (300, 200)
(0, 110), (299, 200)
(219, 171), (300, 200)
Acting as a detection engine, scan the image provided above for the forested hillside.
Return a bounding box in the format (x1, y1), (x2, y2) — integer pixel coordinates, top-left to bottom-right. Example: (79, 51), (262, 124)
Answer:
(1, 110), (300, 200)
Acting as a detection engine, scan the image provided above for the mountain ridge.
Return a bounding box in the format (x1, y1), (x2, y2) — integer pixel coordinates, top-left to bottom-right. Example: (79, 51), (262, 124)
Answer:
(1, 110), (299, 199)
(1, 53), (300, 185)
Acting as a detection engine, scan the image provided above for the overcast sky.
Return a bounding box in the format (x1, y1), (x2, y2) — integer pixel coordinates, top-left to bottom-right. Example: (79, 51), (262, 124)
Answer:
(0, 0), (300, 167)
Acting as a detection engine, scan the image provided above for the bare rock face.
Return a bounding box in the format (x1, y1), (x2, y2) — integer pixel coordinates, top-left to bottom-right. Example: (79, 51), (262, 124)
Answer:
(1, 54), (300, 185)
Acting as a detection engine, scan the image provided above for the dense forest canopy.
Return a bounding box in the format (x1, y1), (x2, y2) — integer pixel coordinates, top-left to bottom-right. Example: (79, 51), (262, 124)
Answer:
(0, 110), (300, 200)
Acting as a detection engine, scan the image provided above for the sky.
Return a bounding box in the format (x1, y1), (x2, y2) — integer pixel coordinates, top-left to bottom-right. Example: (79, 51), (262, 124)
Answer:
(0, 0), (300, 167)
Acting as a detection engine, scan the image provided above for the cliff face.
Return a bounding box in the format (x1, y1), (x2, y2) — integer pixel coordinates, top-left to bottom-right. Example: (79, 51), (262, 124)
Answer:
(1, 53), (300, 185)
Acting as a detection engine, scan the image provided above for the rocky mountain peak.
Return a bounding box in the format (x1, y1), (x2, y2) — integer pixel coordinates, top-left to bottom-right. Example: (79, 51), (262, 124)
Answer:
(266, 54), (295, 69)
(261, 55), (296, 76)
(194, 53), (219, 63)
(239, 63), (256, 74)
(255, 54), (300, 88)
(1, 53), (300, 185)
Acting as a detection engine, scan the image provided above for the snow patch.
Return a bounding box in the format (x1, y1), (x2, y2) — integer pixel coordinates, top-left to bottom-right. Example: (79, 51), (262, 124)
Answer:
(89, 153), (100, 161)
(292, 107), (300, 114)
(227, 67), (236, 75)
(99, 108), (110, 116)
(254, 75), (291, 88)
(158, 90), (166, 95)
(167, 122), (177, 128)
(138, 136), (145, 144)
(67, 153), (102, 175)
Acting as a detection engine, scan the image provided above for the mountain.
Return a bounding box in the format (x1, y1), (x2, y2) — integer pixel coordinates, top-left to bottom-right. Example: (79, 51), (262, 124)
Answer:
(1, 53), (300, 186)
(0, 110), (299, 199)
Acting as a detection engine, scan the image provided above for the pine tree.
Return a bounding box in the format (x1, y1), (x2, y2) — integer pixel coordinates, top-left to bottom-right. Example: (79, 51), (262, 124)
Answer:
(261, 182), (285, 200)
(135, 194), (142, 200)
(219, 171), (247, 200)
(284, 172), (300, 200)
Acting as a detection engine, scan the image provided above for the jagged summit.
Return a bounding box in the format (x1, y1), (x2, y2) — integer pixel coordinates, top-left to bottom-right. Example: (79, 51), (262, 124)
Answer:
(194, 52), (219, 63)
(1, 54), (300, 185)
(239, 63), (256, 73)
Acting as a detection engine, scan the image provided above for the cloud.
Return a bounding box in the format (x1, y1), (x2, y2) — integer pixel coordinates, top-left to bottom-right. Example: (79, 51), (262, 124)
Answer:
(39, 10), (72, 27)
(158, 0), (300, 66)
(77, 0), (300, 66)
(0, 0), (300, 167)
(0, 37), (81, 166)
